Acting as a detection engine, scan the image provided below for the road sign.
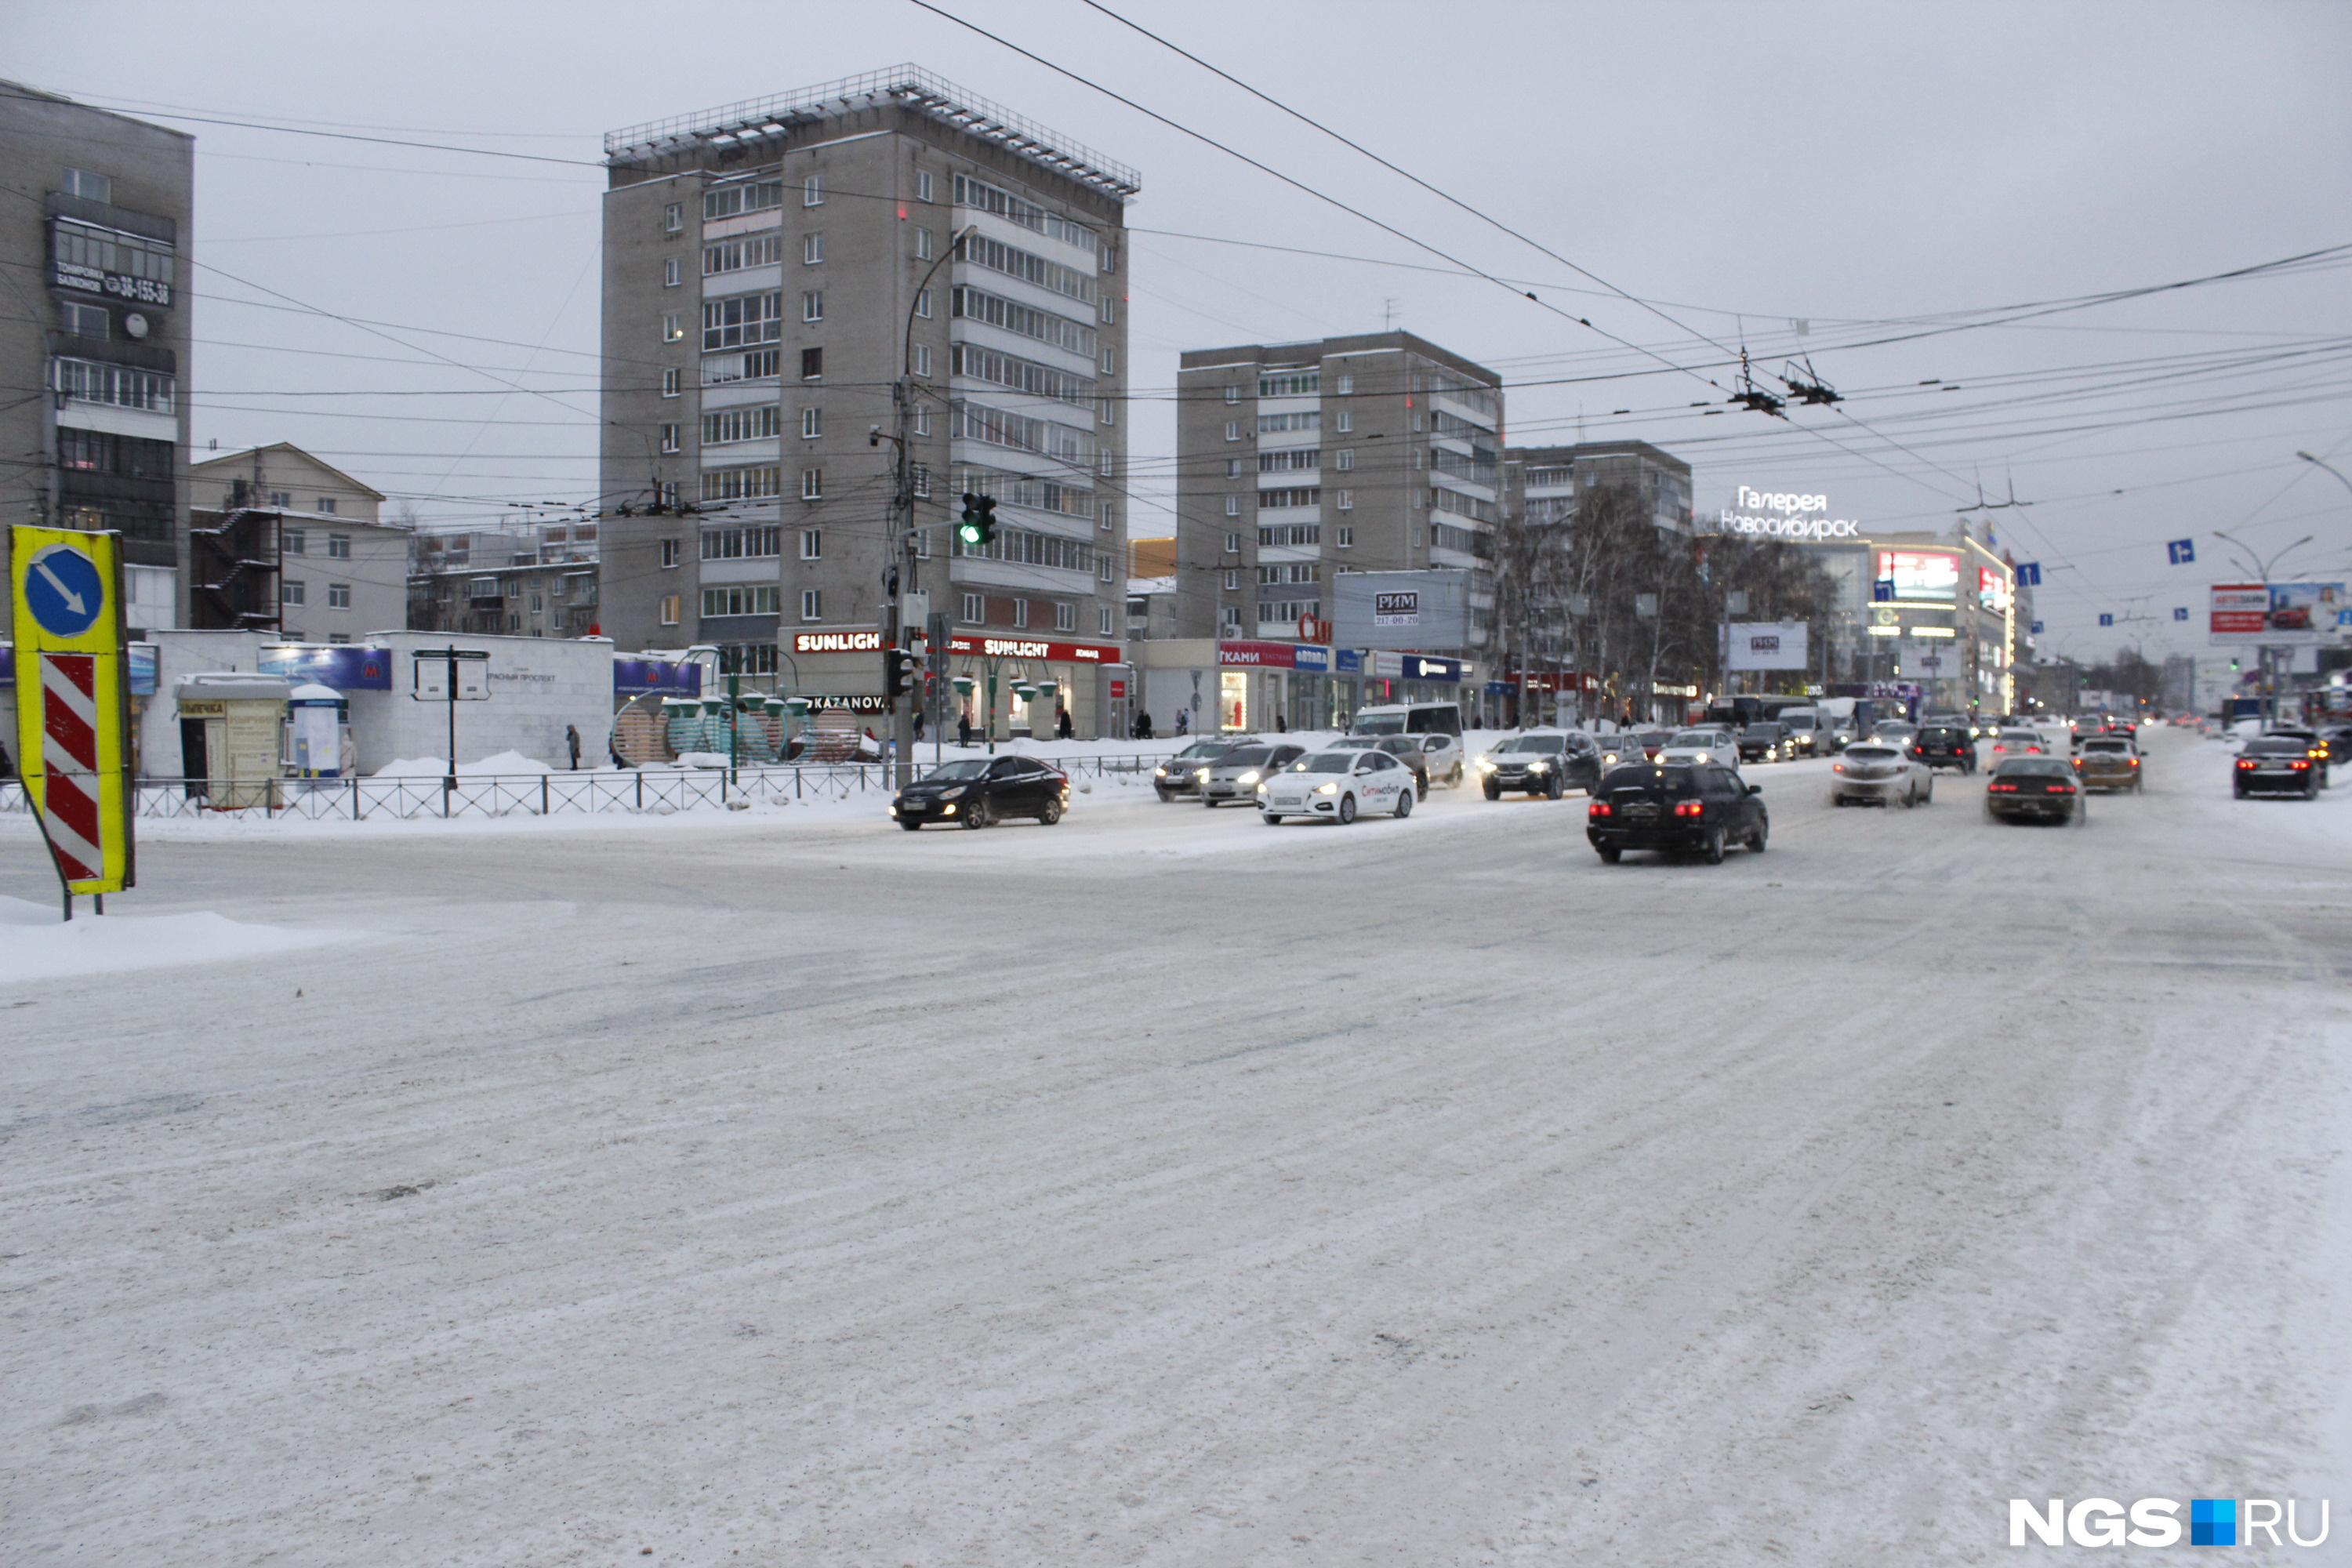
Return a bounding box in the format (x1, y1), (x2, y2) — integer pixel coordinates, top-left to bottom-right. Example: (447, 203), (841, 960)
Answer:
(10, 525), (133, 902)
(2018, 562), (2042, 586)
(2167, 539), (2195, 565)
(2174, 606), (2190, 621)
(2099, 612), (2114, 626)
(22, 543), (105, 640)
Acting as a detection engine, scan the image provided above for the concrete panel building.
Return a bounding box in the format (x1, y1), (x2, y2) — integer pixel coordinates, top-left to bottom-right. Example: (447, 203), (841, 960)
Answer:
(597, 67), (1136, 737)
(189, 444), (407, 644)
(1173, 332), (1503, 657)
(0, 81), (194, 635)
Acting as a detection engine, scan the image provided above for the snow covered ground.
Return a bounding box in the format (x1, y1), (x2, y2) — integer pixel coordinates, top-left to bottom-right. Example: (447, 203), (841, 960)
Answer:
(2, 727), (2345, 1564)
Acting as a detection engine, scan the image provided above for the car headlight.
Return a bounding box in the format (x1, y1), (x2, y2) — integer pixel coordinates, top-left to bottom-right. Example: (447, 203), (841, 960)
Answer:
(1255, 781), (1268, 793)
(1315, 781), (1338, 795)
(1238, 769), (1260, 786)
(1475, 757), (1496, 771)
(1196, 768), (1210, 782)
(1528, 760), (1549, 771)
(939, 786), (966, 800)
(1153, 766), (1168, 778)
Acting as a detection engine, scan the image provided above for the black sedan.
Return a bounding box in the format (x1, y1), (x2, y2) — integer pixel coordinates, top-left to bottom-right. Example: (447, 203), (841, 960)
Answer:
(2235, 736), (2322, 799)
(1984, 757), (2084, 824)
(1910, 722), (1977, 775)
(892, 755), (1069, 828)
(1586, 763), (1767, 865)
(1152, 737), (1249, 800)
(1476, 731), (1599, 799)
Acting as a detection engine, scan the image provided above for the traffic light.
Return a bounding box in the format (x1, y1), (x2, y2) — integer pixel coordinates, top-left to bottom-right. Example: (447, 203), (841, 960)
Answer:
(957, 492), (997, 548)
(885, 648), (914, 700)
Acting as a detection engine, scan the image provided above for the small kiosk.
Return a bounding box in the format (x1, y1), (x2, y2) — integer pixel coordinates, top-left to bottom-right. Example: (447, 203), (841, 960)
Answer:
(173, 672), (292, 809)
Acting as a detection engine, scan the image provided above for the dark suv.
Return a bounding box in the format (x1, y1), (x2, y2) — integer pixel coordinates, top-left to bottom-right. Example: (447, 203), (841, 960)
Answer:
(1735, 724), (1791, 764)
(1586, 763), (1768, 865)
(1910, 722), (1977, 775)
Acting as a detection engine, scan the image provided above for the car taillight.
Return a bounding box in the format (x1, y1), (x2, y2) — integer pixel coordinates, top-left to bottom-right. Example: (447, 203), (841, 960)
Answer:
(1989, 782), (2018, 792)
(1831, 763), (1845, 773)
(1673, 800), (1704, 818)
(2129, 757), (2140, 766)
(2238, 759), (2256, 768)
(2292, 760), (2310, 770)
(1588, 801), (1611, 818)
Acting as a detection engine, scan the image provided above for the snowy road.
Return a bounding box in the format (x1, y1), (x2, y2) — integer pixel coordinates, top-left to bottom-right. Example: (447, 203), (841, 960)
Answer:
(4, 728), (2347, 1564)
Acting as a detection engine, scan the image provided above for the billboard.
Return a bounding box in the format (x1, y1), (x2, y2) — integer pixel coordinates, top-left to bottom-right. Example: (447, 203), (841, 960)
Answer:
(1722, 622), (1810, 671)
(1332, 571), (1473, 651)
(1877, 550), (1958, 601)
(2209, 583), (2350, 647)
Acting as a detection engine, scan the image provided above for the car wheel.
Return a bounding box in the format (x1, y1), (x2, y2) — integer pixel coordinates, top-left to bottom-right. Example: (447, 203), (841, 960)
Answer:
(1261, 811), (1282, 825)
(899, 818), (924, 831)
(1394, 789), (1413, 819)
(1749, 817), (1769, 852)
(1448, 763), (1463, 787)
(1202, 795), (1218, 808)
(962, 803), (988, 829)
(1598, 845), (1621, 863)
(1546, 775), (1564, 800)
(1154, 789), (1173, 803)
(1702, 828), (1726, 865)
(1902, 783), (1917, 808)
(1338, 793), (1357, 825)
(1922, 780), (1933, 804)
(1040, 799), (1062, 825)
(1483, 782), (1501, 800)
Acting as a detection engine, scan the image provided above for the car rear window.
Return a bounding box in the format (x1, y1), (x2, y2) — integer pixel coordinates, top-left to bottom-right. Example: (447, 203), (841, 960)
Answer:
(2084, 740), (2129, 753)
(2243, 738), (2308, 756)
(1994, 757), (2072, 777)
(1844, 746), (1899, 760)
(1918, 728), (1965, 742)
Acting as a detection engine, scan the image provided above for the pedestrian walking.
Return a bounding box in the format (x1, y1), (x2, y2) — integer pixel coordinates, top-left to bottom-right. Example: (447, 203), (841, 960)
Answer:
(958, 710), (973, 746)
(1175, 707), (1190, 736)
(913, 708), (926, 742)
(1056, 706), (1073, 740)
(566, 724), (582, 771)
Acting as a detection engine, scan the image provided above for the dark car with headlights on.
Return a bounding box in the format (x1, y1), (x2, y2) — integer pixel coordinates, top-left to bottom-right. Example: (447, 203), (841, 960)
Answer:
(893, 754), (1069, 829)
(1736, 723), (1792, 765)
(2260, 728), (2332, 786)
(1478, 730), (1599, 799)
(1152, 737), (1249, 800)
(1586, 763), (1768, 865)
(1198, 742), (1306, 807)
(2235, 735), (2322, 799)
(1911, 722), (1978, 775)
(1983, 757), (2084, 825)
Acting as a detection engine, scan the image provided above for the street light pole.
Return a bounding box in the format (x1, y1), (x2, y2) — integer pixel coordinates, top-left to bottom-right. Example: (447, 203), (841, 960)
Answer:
(2211, 529), (2316, 726)
(2296, 450), (2352, 503)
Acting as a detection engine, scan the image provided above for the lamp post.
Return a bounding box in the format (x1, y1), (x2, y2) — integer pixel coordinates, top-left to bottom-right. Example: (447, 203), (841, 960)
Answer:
(2296, 450), (2352, 503)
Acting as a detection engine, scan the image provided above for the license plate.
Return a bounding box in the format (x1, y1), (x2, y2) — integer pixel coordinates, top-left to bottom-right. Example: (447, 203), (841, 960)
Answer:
(1622, 803), (1659, 822)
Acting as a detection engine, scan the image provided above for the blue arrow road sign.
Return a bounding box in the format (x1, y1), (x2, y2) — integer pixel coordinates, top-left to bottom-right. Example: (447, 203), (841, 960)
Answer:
(2018, 562), (2042, 586)
(2099, 612), (2114, 626)
(22, 543), (104, 639)
(2167, 539), (2195, 564)
(2030, 620), (2044, 635)
(2174, 606), (2190, 621)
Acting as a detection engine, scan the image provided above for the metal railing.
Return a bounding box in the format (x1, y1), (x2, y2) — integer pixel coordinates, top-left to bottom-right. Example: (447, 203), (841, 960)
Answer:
(0, 752), (1185, 825)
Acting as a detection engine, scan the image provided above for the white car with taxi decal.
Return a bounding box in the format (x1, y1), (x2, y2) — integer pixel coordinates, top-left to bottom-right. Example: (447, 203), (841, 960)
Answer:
(1259, 748), (1415, 824)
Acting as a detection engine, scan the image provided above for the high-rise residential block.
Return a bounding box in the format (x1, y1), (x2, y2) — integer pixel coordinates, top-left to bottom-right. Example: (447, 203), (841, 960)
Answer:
(597, 67), (1136, 737)
(0, 81), (193, 636)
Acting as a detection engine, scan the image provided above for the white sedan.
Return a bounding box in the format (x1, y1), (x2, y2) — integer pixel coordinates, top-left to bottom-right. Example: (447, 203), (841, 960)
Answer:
(1830, 741), (1933, 807)
(1260, 748), (1415, 824)
(1654, 728), (1739, 770)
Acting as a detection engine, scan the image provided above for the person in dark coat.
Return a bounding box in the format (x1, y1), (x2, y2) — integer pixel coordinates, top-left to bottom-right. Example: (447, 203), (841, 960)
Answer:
(958, 710), (973, 746)
(566, 724), (583, 770)
(1055, 706), (1073, 741)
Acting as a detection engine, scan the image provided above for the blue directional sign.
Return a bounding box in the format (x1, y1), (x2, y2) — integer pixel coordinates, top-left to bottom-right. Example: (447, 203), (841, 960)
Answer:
(2030, 620), (2044, 636)
(21, 543), (105, 640)
(1872, 579), (1895, 602)
(2173, 606), (2190, 621)
(2167, 539), (2195, 565)
(2099, 612), (2114, 626)
(2017, 562), (2042, 586)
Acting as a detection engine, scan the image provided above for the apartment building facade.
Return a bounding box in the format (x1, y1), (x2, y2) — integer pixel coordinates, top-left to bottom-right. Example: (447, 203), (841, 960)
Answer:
(597, 67), (1135, 735)
(408, 522), (601, 639)
(189, 444), (405, 642)
(0, 81), (194, 637)
(1172, 332), (1504, 651)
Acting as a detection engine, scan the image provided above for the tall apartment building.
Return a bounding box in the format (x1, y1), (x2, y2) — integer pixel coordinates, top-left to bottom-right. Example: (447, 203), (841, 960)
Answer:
(1173, 332), (1503, 651)
(597, 67), (1136, 736)
(0, 82), (193, 637)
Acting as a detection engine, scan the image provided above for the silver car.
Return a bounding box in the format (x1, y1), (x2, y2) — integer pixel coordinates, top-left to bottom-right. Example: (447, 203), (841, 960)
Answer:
(1831, 742), (1933, 808)
(1197, 742), (1306, 808)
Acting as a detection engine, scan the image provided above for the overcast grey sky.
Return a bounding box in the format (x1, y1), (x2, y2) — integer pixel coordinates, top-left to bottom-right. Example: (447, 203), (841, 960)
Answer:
(16, 1), (2351, 659)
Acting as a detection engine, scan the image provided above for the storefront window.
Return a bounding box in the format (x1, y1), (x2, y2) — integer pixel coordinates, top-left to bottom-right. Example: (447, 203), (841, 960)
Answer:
(1219, 670), (1248, 732)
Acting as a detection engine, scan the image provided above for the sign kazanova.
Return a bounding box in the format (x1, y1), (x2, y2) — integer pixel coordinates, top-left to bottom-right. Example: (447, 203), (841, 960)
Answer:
(1719, 485), (1862, 541)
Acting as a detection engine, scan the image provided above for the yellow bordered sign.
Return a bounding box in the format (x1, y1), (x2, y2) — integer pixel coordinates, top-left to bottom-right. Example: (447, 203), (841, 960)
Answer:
(10, 524), (135, 895)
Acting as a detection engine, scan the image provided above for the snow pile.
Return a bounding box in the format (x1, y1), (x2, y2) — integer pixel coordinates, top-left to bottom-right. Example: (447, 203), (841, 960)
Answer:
(371, 750), (551, 778)
(0, 895), (363, 985)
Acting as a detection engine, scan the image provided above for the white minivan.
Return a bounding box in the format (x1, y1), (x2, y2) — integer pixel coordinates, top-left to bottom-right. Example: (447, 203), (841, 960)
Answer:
(1350, 702), (1466, 787)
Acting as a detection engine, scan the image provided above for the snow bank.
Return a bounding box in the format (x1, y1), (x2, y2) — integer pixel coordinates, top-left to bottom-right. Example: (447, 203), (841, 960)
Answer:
(0, 895), (364, 985)
(371, 750), (552, 778)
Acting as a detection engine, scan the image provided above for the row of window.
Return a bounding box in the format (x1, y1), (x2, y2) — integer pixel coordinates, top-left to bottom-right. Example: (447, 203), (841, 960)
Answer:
(1229, 409), (1359, 440)
(53, 218), (176, 287)
(948, 342), (1094, 408)
(1222, 372), (1367, 404)
(658, 593), (1116, 638)
(953, 173), (1098, 256)
(702, 405), (782, 445)
(281, 581), (354, 608)
(950, 465), (1102, 524)
(1430, 522), (1495, 559)
(701, 525), (784, 560)
(956, 232), (1094, 306)
(700, 180), (786, 221)
(56, 428), (170, 479)
(1258, 562), (1320, 585)
(1258, 448), (1325, 472)
(953, 400), (1094, 466)
(952, 524), (1094, 574)
(702, 234), (784, 275)
(282, 530), (352, 557)
(1258, 600), (1319, 626)
(1430, 486), (1499, 525)
(1223, 526), (1357, 556)
(52, 357), (176, 414)
(951, 285), (1096, 359)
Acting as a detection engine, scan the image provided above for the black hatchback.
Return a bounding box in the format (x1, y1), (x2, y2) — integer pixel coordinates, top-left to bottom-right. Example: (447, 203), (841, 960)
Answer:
(893, 755), (1069, 829)
(1585, 763), (1767, 864)
(1911, 723), (1977, 774)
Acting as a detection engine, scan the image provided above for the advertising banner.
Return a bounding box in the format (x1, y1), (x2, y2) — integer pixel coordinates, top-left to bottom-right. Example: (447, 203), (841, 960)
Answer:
(613, 657), (703, 697)
(1333, 571), (1473, 651)
(258, 644), (395, 691)
(1721, 622), (1811, 671)
(9, 524), (134, 896)
(2209, 583), (2349, 647)
(1876, 550), (1959, 601)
